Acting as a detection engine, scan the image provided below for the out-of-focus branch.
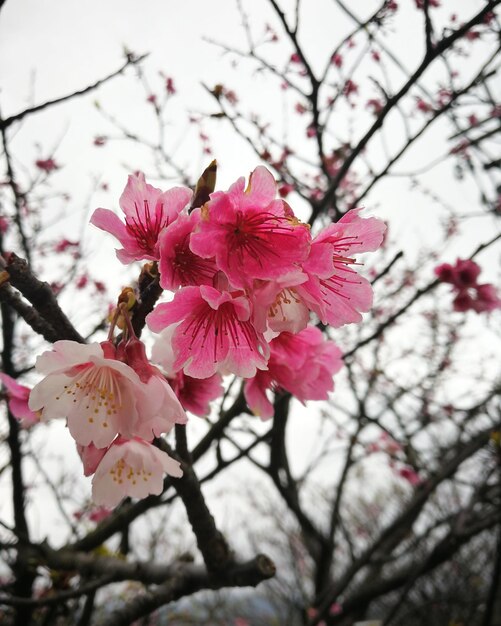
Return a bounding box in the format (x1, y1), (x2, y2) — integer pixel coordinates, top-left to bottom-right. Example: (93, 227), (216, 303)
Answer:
(311, 0), (501, 223)
(1, 113), (32, 263)
(3, 253), (84, 343)
(0, 54), (148, 131)
(0, 282), (61, 343)
(96, 554), (275, 626)
(311, 423), (499, 624)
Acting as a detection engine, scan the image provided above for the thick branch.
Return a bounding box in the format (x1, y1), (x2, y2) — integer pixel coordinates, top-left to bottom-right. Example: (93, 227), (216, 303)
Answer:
(4, 253), (84, 343)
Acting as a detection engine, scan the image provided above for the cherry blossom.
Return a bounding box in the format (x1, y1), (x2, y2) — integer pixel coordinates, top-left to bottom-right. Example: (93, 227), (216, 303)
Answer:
(434, 258), (481, 288)
(151, 327), (223, 416)
(297, 208), (386, 327)
(190, 166), (311, 289)
(29, 340), (184, 448)
(91, 437), (182, 506)
(435, 258), (501, 314)
(157, 210), (217, 290)
(147, 285), (269, 379)
(77, 443), (107, 477)
(244, 327), (343, 419)
(91, 172), (192, 263)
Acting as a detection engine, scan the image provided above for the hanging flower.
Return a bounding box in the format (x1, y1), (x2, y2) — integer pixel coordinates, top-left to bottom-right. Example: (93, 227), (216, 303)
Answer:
(91, 437), (182, 506)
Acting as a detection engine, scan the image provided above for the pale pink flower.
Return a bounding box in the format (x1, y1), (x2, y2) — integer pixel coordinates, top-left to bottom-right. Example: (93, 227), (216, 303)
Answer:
(29, 340), (183, 448)
(91, 173), (192, 263)
(190, 166), (311, 289)
(91, 438), (182, 506)
(158, 211), (217, 290)
(251, 272), (309, 335)
(244, 327), (343, 419)
(0, 373), (39, 427)
(147, 285), (269, 379)
(298, 208), (386, 327)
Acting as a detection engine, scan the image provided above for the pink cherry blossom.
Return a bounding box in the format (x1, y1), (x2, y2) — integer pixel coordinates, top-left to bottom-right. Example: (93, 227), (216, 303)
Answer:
(331, 53), (343, 67)
(298, 208), (386, 327)
(0, 373), (39, 427)
(91, 173), (192, 263)
(77, 443), (107, 476)
(147, 285), (269, 379)
(435, 258), (501, 314)
(452, 290), (476, 312)
(35, 157), (59, 173)
(158, 211), (217, 290)
(244, 326), (343, 419)
(150, 328), (223, 416)
(443, 258), (481, 288)
(473, 284), (501, 313)
(169, 371), (223, 417)
(91, 437), (182, 506)
(189, 166), (311, 289)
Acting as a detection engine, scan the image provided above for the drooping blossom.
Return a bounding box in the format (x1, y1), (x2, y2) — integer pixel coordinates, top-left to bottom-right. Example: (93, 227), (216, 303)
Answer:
(147, 285), (269, 379)
(244, 326), (343, 419)
(77, 442), (107, 477)
(297, 208), (386, 327)
(91, 437), (182, 506)
(158, 211), (217, 290)
(151, 328), (223, 417)
(29, 340), (185, 448)
(190, 166), (311, 289)
(91, 173), (192, 263)
(0, 373), (39, 427)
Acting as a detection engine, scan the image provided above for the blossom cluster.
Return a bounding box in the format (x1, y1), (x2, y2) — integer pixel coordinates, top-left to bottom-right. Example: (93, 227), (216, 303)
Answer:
(18, 165), (386, 506)
(434, 258), (501, 313)
(94, 167), (385, 416)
